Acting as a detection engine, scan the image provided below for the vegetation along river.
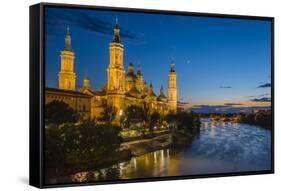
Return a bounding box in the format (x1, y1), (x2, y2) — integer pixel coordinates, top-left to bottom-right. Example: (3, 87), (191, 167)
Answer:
(70, 119), (271, 182)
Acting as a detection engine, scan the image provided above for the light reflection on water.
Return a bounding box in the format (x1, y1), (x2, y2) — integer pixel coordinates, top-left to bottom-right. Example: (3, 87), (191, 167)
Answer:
(72, 120), (271, 182)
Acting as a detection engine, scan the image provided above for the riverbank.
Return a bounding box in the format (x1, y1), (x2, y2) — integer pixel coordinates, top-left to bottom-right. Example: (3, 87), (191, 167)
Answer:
(45, 131), (195, 183)
(121, 133), (174, 156)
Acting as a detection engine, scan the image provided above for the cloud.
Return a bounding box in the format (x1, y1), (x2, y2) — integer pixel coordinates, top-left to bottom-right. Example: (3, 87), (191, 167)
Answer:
(246, 93), (271, 99)
(258, 93), (271, 97)
(257, 83), (271, 88)
(45, 8), (143, 42)
(250, 97), (271, 102)
(224, 103), (243, 106)
(245, 95), (255, 98)
(219, 86), (232, 89)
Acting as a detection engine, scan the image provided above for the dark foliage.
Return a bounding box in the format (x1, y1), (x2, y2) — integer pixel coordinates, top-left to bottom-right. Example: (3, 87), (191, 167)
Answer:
(45, 119), (122, 177)
(166, 111), (200, 134)
(123, 105), (145, 128)
(99, 104), (117, 123)
(149, 111), (160, 134)
(46, 100), (79, 126)
(238, 111), (272, 129)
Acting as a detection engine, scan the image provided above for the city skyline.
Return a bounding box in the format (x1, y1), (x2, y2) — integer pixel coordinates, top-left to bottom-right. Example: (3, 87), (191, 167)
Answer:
(45, 7), (272, 113)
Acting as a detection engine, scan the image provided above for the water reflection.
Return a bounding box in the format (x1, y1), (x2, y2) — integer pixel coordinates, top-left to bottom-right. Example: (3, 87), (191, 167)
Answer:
(71, 120), (271, 182)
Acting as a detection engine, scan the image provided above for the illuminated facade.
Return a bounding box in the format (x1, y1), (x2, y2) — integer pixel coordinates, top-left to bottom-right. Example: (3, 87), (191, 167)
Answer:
(45, 87), (91, 118)
(46, 20), (178, 122)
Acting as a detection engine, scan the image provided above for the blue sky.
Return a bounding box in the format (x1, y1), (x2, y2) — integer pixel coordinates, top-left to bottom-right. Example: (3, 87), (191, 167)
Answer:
(45, 7), (272, 112)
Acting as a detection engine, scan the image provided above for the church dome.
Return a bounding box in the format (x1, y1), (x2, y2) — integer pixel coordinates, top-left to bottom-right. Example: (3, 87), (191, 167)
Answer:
(148, 83), (156, 97)
(157, 94), (167, 101)
(157, 85), (167, 101)
(126, 73), (136, 80)
(126, 86), (140, 98)
(126, 62), (136, 80)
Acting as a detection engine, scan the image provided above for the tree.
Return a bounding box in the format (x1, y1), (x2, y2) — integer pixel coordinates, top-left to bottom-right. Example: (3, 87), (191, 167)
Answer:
(62, 120), (122, 162)
(45, 124), (66, 170)
(45, 119), (123, 178)
(166, 112), (200, 135)
(99, 103), (117, 123)
(176, 112), (193, 133)
(166, 113), (177, 124)
(141, 103), (150, 128)
(166, 113), (178, 132)
(238, 111), (271, 129)
(123, 105), (144, 128)
(149, 111), (160, 134)
(45, 100), (79, 126)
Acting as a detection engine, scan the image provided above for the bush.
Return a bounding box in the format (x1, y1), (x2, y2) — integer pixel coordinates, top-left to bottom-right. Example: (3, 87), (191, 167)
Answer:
(46, 100), (79, 126)
(45, 119), (122, 173)
(238, 111), (271, 129)
(165, 111), (200, 134)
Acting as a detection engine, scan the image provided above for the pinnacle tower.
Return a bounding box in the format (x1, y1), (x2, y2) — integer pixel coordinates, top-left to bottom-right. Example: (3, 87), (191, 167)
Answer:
(58, 26), (76, 90)
(168, 61), (177, 112)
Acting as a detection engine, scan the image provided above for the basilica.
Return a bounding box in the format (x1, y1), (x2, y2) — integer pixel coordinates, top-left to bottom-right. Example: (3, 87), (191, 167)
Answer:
(46, 19), (177, 122)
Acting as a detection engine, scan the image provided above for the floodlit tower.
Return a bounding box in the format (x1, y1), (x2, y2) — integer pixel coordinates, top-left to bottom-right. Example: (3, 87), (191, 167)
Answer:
(107, 18), (126, 94)
(106, 18), (126, 121)
(58, 26), (76, 90)
(168, 62), (177, 112)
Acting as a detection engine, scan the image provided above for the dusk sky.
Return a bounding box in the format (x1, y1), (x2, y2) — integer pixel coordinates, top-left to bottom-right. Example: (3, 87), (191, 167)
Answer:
(45, 7), (272, 113)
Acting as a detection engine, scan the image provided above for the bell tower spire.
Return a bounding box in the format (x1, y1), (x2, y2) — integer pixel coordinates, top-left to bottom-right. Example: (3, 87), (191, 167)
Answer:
(107, 18), (125, 93)
(58, 26), (76, 90)
(106, 18), (126, 120)
(63, 26), (73, 52)
(168, 61), (177, 112)
(112, 17), (121, 43)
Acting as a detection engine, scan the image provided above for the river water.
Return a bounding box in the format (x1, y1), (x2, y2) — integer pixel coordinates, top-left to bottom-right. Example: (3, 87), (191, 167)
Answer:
(70, 119), (272, 182)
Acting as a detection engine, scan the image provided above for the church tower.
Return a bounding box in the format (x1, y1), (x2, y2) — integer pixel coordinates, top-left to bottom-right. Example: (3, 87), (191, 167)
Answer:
(58, 27), (76, 90)
(125, 63), (135, 91)
(136, 65), (143, 92)
(143, 80), (149, 95)
(106, 18), (126, 121)
(107, 18), (126, 94)
(168, 62), (177, 112)
(82, 76), (90, 89)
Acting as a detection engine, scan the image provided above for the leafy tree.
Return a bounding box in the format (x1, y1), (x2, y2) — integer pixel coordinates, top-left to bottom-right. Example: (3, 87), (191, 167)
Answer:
(123, 105), (144, 128)
(166, 113), (178, 132)
(62, 120), (122, 163)
(166, 113), (177, 124)
(45, 100), (79, 126)
(166, 112), (200, 134)
(99, 103), (117, 123)
(238, 111), (271, 129)
(176, 112), (193, 133)
(149, 111), (160, 134)
(142, 103), (150, 128)
(45, 119), (123, 178)
(45, 124), (66, 169)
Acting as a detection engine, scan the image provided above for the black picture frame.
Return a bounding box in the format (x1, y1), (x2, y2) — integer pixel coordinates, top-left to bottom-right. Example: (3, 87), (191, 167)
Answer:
(30, 2), (274, 188)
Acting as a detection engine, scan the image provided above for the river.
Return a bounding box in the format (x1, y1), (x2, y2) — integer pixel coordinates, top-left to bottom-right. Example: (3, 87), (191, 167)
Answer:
(70, 119), (272, 182)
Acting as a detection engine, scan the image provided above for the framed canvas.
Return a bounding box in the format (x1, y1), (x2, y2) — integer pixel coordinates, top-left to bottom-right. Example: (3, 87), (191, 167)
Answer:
(30, 3), (274, 188)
